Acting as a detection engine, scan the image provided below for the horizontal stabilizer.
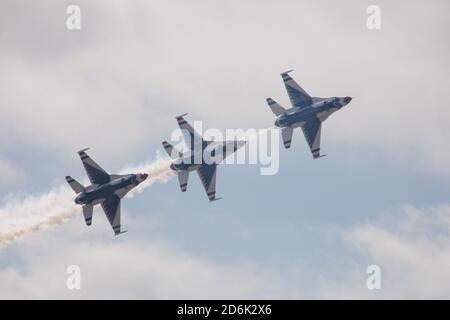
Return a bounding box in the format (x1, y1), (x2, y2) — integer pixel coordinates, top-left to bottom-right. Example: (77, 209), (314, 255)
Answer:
(162, 141), (182, 159)
(281, 127), (293, 149)
(115, 230), (128, 236)
(82, 205), (93, 226)
(178, 171), (189, 192)
(65, 176), (85, 194)
(266, 98), (286, 116)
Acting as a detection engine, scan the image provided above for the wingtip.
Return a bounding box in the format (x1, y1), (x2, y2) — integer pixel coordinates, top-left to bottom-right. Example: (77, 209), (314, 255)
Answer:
(281, 69), (294, 76)
(266, 97), (276, 105)
(78, 147), (90, 154)
(175, 113), (188, 119)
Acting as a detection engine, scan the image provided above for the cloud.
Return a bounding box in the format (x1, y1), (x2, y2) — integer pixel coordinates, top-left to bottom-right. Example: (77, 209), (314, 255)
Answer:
(0, 157), (26, 189)
(3, 202), (450, 299)
(326, 205), (450, 299)
(1, 0), (449, 175)
(1, 0), (450, 300)
(0, 154), (174, 247)
(0, 217), (305, 299)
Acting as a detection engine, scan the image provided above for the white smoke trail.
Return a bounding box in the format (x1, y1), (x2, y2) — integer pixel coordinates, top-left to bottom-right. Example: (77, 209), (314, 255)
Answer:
(0, 153), (175, 247)
(0, 186), (78, 246)
(0, 130), (273, 246)
(120, 152), (175, 197)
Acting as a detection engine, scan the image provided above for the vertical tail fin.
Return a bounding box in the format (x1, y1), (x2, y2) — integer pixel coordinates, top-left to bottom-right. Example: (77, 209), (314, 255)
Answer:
(266, 98), (286, 116)
(65, 176), (85, 194)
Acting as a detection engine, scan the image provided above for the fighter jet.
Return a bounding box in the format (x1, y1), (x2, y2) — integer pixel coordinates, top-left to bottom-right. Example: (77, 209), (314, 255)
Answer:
(267, 70), (352, 158)
(162, 114), (246, 201)
(65, 148), (148, 235)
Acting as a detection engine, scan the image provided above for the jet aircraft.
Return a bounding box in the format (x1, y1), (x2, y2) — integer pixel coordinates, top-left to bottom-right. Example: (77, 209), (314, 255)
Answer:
(65, 148), (148, 235)
(267, 70), (352, 158)
(162, 114), (246, 201)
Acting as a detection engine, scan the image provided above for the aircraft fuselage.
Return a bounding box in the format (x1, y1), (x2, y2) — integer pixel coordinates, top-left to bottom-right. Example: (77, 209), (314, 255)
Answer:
(74, 174), (143, 205)
(170, 140), (245, 172)
(274, 97), (349, 128)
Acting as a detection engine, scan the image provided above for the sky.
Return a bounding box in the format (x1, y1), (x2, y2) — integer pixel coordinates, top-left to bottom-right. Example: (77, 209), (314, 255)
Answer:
(0, 0), (450, 299)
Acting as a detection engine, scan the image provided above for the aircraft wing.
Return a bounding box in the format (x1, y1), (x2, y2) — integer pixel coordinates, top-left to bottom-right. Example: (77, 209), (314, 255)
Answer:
(101, 196), (123, 235)
(78, 148), (110, 185)
(301, 118), (322, 159)
(176, 114), (204, 151)
(281, 70), (312, 109)
(196, 164), (219, 201)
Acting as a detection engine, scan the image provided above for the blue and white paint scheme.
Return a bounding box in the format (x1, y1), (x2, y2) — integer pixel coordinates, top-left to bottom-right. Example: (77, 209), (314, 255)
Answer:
(163, 114), (246, 202)
(268, 70), (352, 158)
(65, 148), (148, 235)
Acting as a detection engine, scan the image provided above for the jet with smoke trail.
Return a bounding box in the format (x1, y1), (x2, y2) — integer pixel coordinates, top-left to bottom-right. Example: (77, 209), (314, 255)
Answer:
(162, 114), (246, 202)
(0, 154), (174, 246)
(65, 148), (148, 235)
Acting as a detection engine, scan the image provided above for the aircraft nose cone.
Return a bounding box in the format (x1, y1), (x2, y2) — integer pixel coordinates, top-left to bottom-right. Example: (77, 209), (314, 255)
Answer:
(343, 96), (352, 104)
(141, 173), (148, 180)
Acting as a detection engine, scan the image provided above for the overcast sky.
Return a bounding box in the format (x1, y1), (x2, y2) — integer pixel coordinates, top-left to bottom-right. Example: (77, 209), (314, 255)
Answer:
(0, 0), (450, 299)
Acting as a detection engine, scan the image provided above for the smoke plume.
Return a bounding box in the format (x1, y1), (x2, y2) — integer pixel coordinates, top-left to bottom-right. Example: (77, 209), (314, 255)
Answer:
(0, 154), (174, 246)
